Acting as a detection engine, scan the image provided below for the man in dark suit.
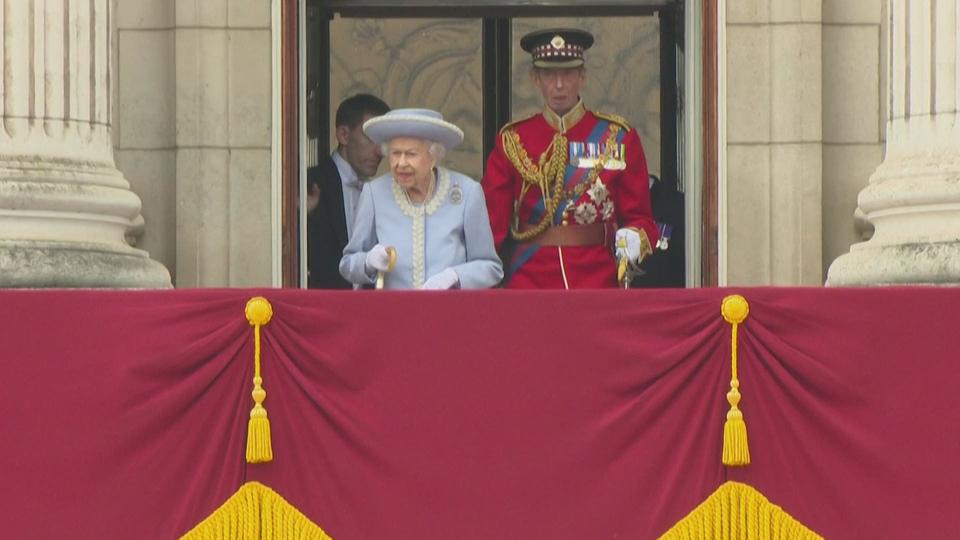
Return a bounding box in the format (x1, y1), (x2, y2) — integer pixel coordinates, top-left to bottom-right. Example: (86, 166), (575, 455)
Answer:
(307, 94), (390, 288)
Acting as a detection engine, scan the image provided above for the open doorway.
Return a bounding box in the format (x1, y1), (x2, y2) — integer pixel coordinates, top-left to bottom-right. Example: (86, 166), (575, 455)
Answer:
(281, 0), (711, 288)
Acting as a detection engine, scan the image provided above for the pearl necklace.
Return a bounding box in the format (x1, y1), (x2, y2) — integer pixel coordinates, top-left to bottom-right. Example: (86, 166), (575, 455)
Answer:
(392, 168), (450, 287)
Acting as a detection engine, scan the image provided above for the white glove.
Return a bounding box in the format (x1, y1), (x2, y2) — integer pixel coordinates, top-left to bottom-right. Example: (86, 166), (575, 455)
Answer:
(615, 228), (643, 263)
(365, 244), (393, 273)
(421, 268), (460, 290)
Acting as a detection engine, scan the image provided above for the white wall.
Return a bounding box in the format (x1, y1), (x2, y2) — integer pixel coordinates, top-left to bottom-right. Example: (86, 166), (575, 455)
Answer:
(115, 0), (274, 287)
(821, 1), (884, 280)
(724, 0), (823, 285)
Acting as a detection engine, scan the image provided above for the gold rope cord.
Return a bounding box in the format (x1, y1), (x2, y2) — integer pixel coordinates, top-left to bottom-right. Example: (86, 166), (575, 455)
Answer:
(659, 481), (822, 540)
(503, 125), (622, 242)
(181, 482), (333, 540)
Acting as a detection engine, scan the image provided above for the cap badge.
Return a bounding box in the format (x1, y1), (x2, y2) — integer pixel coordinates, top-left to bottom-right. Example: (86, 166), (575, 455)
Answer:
(550, 35), (565, 49)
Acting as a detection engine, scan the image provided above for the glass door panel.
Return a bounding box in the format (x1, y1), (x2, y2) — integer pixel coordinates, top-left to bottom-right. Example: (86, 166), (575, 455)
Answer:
(327, 17), (485, 180)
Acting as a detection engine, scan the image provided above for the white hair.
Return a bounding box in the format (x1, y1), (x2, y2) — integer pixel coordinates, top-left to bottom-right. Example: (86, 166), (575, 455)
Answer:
(427, 142), (446, 162)
(381, 138), (447, 164)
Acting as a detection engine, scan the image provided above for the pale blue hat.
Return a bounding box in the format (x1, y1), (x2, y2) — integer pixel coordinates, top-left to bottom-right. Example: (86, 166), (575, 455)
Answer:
(362, 108), (464, 150)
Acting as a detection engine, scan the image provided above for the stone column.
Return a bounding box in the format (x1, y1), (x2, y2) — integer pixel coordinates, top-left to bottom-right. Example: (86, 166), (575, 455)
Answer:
(828, 0), (960, 284)
(0, 0), (170, 287)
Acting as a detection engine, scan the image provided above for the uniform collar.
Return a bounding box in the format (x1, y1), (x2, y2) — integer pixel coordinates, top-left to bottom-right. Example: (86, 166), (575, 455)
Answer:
(542, 100), (586, 133)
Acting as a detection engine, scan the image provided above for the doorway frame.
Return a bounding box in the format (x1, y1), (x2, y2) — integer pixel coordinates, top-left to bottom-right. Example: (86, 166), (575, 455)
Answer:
(275, 0), (718, 287)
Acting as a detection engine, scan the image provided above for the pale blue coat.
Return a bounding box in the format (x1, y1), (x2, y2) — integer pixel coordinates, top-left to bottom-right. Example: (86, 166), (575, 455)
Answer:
(339, 168), (503, 289)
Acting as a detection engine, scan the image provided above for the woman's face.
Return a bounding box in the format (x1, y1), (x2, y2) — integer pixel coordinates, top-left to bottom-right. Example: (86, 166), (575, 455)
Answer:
(388, 137), (436, 191)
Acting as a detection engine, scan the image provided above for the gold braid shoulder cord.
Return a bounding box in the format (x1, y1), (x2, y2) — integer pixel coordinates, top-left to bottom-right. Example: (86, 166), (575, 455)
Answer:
(502, 125), (622, 242)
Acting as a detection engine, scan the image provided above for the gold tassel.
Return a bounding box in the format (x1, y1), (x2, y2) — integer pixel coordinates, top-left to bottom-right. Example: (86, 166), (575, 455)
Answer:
(245, 297), (274, 464)
(721, 294), (750, 466)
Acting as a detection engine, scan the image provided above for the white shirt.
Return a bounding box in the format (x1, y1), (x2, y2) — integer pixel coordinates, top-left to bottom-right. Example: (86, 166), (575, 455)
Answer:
(332, 151), (363, 239)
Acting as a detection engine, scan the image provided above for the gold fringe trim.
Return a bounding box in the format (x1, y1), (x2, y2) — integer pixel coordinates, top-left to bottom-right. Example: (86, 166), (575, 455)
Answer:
(721, 295), (751, 466)
(245, 297), (274, 464)
(659, 482), (822, 539)
(180, 482), (333, 540)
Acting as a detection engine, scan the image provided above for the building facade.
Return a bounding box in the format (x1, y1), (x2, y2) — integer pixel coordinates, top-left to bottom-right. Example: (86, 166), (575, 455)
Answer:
(5, 0), (950, 288)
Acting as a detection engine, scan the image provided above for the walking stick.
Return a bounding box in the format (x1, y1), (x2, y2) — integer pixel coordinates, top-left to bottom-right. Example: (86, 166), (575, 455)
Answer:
(375, 247), (397, 290)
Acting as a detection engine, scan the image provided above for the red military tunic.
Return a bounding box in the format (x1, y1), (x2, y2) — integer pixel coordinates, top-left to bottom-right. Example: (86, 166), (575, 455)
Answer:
(483, 101), (658, 288)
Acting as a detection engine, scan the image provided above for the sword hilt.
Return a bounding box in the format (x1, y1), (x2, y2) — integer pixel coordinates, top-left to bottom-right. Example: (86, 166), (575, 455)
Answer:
(616, 237), (630, 289)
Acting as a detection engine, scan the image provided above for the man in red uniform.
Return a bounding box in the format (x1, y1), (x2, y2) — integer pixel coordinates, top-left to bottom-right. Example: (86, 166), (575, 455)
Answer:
(483, 28), (658, 289)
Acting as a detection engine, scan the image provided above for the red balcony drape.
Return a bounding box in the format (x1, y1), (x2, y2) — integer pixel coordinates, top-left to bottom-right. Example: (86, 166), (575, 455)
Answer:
(2, 288), (959, 538)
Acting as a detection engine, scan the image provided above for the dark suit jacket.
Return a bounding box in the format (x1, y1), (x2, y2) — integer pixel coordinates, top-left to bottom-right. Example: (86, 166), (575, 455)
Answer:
(307, 156), (353, 289)
(633, 176), (685, 288)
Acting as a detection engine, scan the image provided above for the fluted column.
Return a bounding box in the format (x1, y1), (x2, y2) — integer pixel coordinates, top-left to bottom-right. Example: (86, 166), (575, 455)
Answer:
(828, 0), (960, 285)
(0, 0), (170, 287)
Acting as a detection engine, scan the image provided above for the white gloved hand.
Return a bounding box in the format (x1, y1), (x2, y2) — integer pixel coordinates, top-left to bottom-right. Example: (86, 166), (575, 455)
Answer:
(365, 244), (393, 273)
(615, 228), (643, 263)
(421, 267), (460, 290)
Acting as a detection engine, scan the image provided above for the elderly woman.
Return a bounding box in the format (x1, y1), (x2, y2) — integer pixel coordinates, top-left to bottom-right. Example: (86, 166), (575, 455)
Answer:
(339, 109), (503, 289)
